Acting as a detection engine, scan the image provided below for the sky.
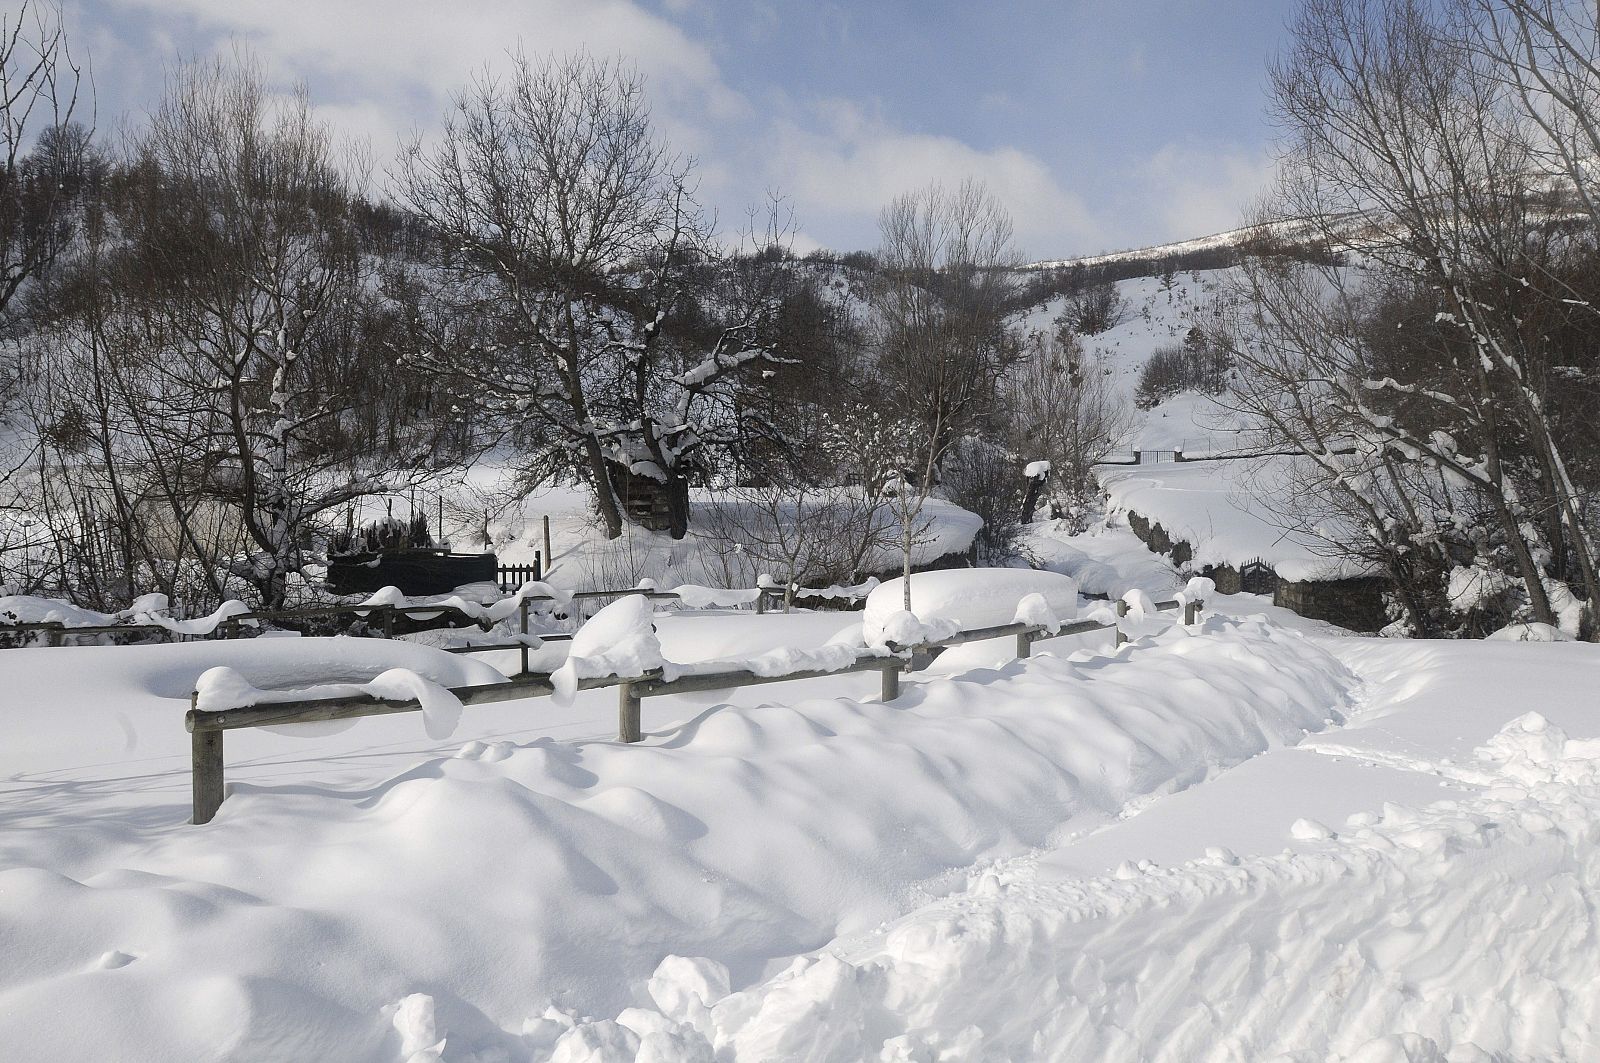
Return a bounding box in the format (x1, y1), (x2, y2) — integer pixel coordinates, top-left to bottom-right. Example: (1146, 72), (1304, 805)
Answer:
(66, 0), (1296, 260)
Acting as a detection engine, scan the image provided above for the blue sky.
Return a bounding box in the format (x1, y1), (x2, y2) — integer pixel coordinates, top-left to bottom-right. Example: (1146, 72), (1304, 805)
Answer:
(70, 0), (1295, 259)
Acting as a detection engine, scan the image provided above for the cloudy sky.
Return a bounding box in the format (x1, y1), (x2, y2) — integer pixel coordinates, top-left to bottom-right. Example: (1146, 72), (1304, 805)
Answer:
(68, 0), (1293, 259)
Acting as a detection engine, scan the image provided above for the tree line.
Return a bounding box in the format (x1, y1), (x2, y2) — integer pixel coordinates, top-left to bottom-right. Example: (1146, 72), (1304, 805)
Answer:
(1226, 0), (1600, 638)
(0, 9), (1124, 613)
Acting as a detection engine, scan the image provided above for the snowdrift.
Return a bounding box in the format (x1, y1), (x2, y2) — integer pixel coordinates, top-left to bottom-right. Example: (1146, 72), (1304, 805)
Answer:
(862, 568), (1080, 645)
(0, 615), (1349, 1060)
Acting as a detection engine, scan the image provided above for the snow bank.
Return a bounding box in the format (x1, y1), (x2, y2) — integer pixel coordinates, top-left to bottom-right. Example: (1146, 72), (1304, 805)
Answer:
(0, 615), (1351, 1060)
(1100, 457), (1378, 581)
(1021, 522), (1182, 599)
(862, 569), (1080, 644)
(1488, 621), (1571, 642)
(564, 710), (1600, 1062)
(550, 593), (671, 705)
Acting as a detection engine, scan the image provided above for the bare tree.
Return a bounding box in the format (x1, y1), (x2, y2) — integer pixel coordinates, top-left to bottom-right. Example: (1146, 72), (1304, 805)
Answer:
(117, 56), (430, 609)
(1251, 0), (1600, 634)
(874, 179), (1022, 607)
(0, 0), (84, 329)
(1008, 328), (1130, 530)
(694, 482), (894, 601)
(397, 52), (782, 541)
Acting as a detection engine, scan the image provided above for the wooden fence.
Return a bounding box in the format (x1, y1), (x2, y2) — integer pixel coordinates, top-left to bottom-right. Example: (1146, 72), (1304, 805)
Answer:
(496, 558), (542, 592)
(183, 597), (1201, 824)
(3, 579), (871, 649)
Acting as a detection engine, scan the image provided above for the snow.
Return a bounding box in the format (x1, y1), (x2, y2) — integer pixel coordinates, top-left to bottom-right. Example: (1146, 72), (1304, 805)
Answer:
(1099, 456), (1378, 580)
(1120, 587), (1158, 620)
(550, 634), (1600, 1062)
(1023, 460), (1052, 478)
(668, 584), (762, 609)
(862, 568), (1080, 644)
(0, 609), (1352, 1060)
(192, 664), (467, 740)
(550, 593), (670, 705)
(405, 482), (982, 597)
(1488, 621), (1572, 642)
(1012, 591), (1062, 633)
(0, 592), (254, 635)
(1447, 563), (1517, 611)
(1021, 519), (1182, 598)
(5, 529), (1600, 1059)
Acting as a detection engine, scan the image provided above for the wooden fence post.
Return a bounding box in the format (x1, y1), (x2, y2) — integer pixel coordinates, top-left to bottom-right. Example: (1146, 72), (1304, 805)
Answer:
(1016, 630), (1033, 659)
(191, 692), (225, 825)
(618, 681), (642, 743)
(1184, 599), (1202, 625)
(382, 605), (395, 640)
(518, 598), (531, 676)
(1115, 600), (1129, 647)
(542, 515), (553, 577)
(880, 661), (900, 701)
(755, 590), (767, 615)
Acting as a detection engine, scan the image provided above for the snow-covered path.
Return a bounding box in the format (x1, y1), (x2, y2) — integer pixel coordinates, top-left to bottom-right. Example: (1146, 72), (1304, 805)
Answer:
(646, 638), (1600, 1062)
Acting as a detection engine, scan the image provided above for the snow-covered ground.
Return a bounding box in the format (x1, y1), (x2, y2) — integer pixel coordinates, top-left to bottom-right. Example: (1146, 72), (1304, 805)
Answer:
(1018, 269), (1247, 456)
(381, 482), (983, 595)
(1098, 456), (1375, 581)
(3, 570), (1599, 1060)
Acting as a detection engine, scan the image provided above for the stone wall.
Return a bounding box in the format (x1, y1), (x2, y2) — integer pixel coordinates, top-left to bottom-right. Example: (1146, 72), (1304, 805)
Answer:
(1274, 577), (1390, 632)
(1124, 506), (1384, 631)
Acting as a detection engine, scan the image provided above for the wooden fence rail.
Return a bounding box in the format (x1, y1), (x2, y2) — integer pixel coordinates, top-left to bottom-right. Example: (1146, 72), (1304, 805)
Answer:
(184, 597), (1202, 824)
(5, 578), (882, 650)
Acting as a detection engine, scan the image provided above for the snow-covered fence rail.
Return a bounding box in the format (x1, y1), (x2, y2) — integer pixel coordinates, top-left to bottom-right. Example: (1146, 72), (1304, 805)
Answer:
(0, 620), (174, 646)
(2, 580), (849, 650)
(182, 596), (1201, 825)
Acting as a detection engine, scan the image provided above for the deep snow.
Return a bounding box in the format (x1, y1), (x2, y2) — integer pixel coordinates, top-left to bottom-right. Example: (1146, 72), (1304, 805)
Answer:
(0, 601), (1365, 1061)
(1, 572), (1598, 1061)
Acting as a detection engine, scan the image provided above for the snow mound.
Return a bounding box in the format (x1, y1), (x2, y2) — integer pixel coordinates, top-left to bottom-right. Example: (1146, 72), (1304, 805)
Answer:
(1487, 621), (1571, 642)
(550, 594), (670, 705)
(0, 615), (1351, 1059)
(564, 690), (1600, 1061)
(863, 569), (1079, 645)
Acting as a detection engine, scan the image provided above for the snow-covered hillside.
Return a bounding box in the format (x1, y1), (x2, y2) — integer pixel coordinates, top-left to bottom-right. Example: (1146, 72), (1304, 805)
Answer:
(1017, 268), (1248, 455)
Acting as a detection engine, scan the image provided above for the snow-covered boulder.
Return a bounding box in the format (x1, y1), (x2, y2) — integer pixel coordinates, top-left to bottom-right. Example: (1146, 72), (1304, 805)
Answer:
(863, 569), (1079, 645)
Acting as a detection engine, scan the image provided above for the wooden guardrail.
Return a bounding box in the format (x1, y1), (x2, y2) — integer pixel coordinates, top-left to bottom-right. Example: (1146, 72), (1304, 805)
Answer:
(183, 597), (1201, 824)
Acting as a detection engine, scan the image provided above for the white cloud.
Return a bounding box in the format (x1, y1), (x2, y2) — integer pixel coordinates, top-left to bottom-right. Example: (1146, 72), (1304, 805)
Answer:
(1134, 143), (1276, 241)
(102, 0), (744, 131)
(87, 0), (1111, 254)
(761, 98), (1105, 256)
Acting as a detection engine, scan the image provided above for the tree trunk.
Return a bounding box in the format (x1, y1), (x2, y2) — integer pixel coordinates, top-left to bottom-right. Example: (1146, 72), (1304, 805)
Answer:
(666, 474), (690, 540)
(582, 436), (624, 540)
(1020, 472), (1046, 525)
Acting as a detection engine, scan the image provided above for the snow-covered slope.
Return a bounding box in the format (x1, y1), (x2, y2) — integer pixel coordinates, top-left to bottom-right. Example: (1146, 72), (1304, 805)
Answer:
(1017, 268), (1249, 455)
(1098, 457), (1376, 580)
